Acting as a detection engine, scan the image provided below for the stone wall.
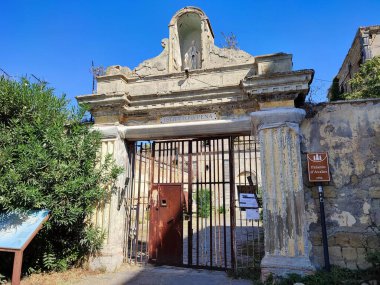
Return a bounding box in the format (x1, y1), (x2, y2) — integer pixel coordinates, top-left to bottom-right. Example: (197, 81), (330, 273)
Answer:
(301, 99), (380, 270)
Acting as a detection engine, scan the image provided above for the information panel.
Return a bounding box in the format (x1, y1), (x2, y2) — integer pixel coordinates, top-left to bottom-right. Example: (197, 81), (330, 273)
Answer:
(0, 210), (50, 250)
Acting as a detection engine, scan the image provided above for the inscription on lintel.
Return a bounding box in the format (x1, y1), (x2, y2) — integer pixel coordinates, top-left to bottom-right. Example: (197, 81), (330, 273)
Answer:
(160, 113), (217, 124)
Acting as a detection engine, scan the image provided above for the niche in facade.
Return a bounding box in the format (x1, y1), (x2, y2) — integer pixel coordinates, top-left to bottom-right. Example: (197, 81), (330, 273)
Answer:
(177, 13), (202, 71)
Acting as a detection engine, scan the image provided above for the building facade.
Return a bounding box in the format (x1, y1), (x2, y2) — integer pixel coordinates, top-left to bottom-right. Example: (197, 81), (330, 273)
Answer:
(330, 25), (380, 97)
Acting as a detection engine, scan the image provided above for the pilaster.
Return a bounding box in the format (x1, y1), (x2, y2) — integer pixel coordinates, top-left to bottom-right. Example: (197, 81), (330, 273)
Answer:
(251, 108), (314, 278)
(88, 126), (128, 272)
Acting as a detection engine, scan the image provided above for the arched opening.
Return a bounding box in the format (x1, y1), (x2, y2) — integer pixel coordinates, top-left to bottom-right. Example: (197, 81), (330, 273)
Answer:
(177, 13), (202, 71)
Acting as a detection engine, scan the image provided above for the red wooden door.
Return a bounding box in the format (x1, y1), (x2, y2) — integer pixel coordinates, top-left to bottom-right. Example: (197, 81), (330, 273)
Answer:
(149, 184), (183, 265)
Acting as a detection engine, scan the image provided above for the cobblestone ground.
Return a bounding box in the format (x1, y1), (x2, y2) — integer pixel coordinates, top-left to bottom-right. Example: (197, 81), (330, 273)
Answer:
(70, 265), (251, 285)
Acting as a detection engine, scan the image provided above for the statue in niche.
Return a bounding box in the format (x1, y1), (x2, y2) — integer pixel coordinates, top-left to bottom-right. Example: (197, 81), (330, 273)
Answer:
(184, 40), (200, 70)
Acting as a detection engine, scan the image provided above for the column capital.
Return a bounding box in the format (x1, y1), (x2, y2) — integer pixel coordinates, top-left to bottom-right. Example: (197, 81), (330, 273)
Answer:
(250, 107), (306, 128)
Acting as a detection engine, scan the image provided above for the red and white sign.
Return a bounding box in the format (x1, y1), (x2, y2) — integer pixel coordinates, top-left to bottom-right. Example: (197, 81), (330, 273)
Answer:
(307, 152), (331, 182)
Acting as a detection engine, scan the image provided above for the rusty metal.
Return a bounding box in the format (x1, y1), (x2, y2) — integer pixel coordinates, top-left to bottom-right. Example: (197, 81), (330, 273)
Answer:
(188, 142), (193, 266)
(229, 137), (237, 272)
(149, 184), (183, 265)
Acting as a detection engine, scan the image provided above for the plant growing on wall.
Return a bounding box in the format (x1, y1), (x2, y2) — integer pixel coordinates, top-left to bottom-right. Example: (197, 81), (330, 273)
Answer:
(221, 32), (239, 50)
(196, 188), (211, 218)
(329, 76), (344, 101)
(343, 56), (380, 99)
(0, 77), (122, 274)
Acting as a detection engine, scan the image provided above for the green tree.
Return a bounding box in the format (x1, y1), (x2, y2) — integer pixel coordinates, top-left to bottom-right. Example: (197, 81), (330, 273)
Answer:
(0, 77), (122, 273)
(343, 56), (380, 100)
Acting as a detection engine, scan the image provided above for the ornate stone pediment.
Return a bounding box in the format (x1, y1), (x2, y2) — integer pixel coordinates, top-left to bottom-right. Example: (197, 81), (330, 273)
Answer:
(77, 6), (314, 126)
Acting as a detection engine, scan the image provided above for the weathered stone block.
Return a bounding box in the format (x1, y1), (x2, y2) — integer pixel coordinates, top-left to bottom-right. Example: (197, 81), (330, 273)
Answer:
(311, 246), (324, 268)
(324, 186), (337, 198)
(356, 248), (372, 269)
(342, 247), (357, 261)
(369, 187), (380, 198)
(351, 175), (359, 185)
(328, 236), (336, 246)
(329, 246), (343, 261)
(310, 234), (322, 246)
(349, 233), (365, 247)
(366, 235), (380, 249)
(333, 232), (351, 246)
(332, 259), (347, 267)
(345, 261), (358, 270)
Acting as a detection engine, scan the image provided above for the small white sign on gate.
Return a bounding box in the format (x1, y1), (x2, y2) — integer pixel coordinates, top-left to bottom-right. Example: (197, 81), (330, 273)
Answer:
(239, 193), (258, 208)
(246, 209), (260, 220)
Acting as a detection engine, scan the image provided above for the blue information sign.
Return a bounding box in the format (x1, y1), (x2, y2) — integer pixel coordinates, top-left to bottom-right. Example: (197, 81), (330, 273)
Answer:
(0, 210), (50, 250)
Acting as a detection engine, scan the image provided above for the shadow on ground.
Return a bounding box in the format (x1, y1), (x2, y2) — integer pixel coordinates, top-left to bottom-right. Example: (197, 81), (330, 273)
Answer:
(72, 265), (251, 285)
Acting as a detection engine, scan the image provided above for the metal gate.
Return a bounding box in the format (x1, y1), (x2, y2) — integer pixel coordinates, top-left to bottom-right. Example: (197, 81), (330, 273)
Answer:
(124, 136), (264, 271)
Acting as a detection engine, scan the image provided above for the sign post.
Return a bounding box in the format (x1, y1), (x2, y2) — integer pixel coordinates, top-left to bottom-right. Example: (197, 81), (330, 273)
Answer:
(307, 152), (331, 271)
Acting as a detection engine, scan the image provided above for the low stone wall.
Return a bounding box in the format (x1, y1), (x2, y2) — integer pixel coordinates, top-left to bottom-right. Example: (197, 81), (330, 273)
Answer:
(301, 99), (380, 270)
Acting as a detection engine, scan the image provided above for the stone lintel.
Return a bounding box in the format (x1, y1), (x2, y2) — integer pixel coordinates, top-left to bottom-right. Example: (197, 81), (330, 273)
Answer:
(120, 117), (251, 140)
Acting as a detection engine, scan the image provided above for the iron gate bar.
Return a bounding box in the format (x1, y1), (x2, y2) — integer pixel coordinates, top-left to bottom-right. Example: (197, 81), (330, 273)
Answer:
(208, 139), (213, 269)
(248, 136), (255, 265)
(201, 140), (205, 265)
(157, 142), (162, 184)
(196, 140), (199, 266)
(123, 142), (133, 261)
(148, 142), (156, 261)
(141, 146), (148, 263)
(249, 136), (255, 265)
(244, 137), (250, 266)
(188, 141), (193, 266)
(237, 136), (243, 266)
(134, 143), (143, 264)
(221, 138), (228, 269)
(229, 136), (237, 272)
(212, 139), (218, 266)
(127, 142), (136, 264)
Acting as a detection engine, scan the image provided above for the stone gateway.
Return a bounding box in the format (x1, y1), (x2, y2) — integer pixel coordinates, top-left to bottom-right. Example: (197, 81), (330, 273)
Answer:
(76, 6), (380, 280)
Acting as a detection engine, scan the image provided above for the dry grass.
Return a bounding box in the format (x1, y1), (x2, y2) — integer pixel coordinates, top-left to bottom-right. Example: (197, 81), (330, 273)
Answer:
(5, 268), (101, 285)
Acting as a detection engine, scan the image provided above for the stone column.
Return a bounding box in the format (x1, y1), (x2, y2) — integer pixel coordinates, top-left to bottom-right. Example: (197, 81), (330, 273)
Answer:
(251, 108), (314, 278)
(89, 126), (128, 272)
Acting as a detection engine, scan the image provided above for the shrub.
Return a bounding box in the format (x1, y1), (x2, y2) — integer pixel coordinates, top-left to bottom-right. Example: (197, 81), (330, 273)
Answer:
(0, 77), (122, 274)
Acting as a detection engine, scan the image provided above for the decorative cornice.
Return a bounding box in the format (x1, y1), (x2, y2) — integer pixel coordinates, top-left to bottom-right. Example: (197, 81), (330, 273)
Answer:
(76, 93), (130, 109)
(241, 69), (314, 105)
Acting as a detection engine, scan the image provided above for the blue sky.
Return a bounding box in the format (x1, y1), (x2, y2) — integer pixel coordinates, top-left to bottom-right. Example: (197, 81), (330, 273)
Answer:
(1, 1), (379, 105)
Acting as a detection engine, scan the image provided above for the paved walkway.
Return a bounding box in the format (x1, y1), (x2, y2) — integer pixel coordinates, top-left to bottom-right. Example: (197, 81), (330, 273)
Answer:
(72, 265), (251, 285)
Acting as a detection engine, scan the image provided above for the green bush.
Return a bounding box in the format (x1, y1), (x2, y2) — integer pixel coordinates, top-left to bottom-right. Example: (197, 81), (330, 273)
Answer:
(196, 188), (211, 218)
(0, 77), (122, 274)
